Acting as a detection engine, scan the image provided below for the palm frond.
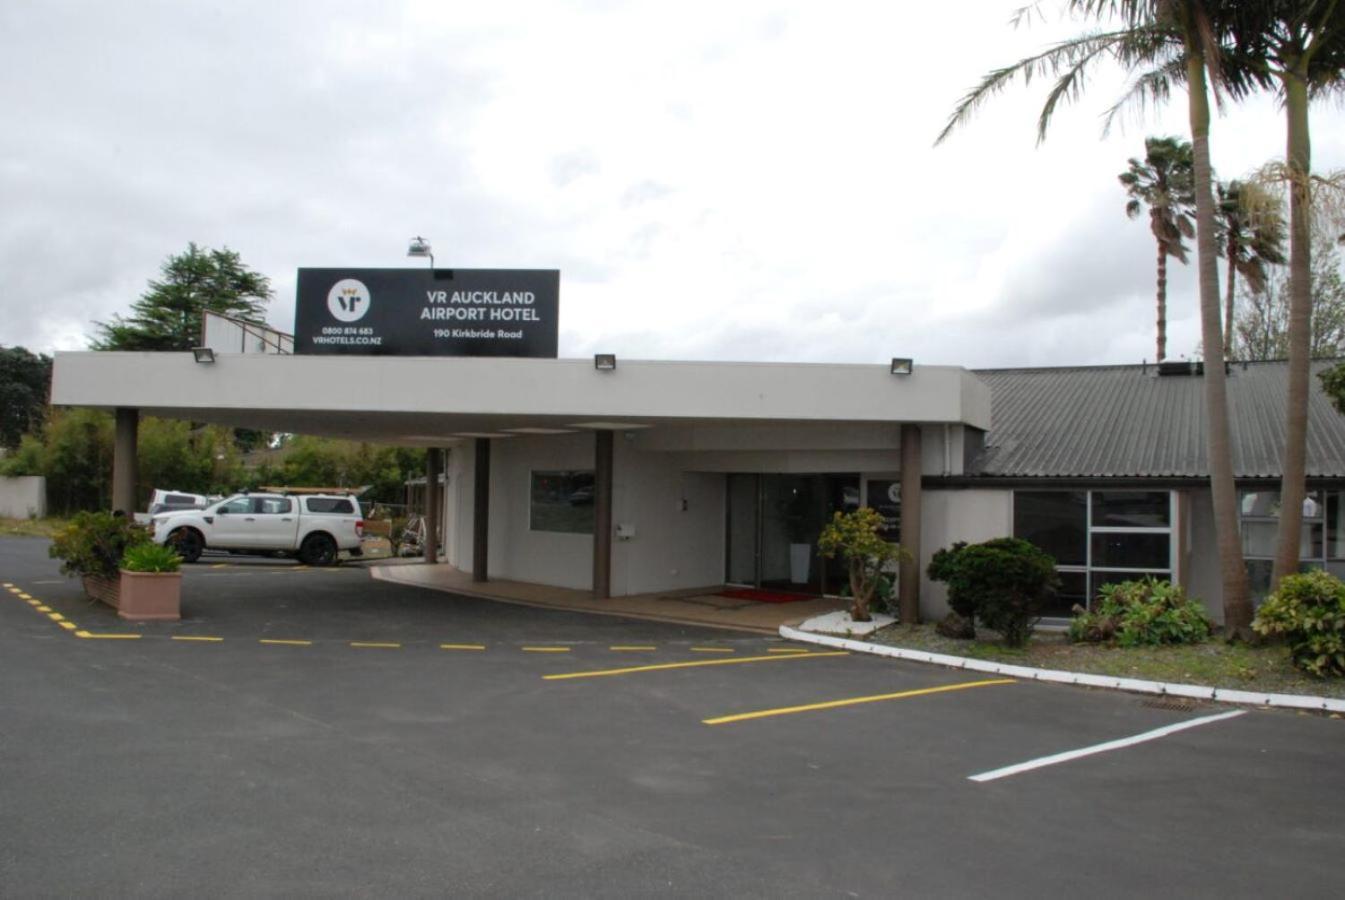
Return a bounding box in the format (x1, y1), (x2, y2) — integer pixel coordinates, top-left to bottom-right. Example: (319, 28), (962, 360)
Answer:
(936, 28), (1165, 145)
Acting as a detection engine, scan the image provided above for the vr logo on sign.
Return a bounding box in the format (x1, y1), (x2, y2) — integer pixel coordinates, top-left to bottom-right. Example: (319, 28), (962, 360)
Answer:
(327, 278), (371, 322)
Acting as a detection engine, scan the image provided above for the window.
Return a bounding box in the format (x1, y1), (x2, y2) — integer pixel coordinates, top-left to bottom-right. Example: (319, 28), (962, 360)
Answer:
(530, 471), (594, 534)
(1014, 490), (1175, 616)
(258, 497), (293, 515)
(219, 497), (252, 515)
(305, 497), (354, 514)
(1240, 489), (1344, 599)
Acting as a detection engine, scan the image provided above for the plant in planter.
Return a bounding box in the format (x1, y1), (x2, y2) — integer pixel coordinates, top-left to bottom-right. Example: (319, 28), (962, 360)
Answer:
(817, 507), (905, 622)
(49, 511), (150, 594)
(49, 512), (182, 620)
(117, 542), (184, 621)
(781, 485), (815, 584)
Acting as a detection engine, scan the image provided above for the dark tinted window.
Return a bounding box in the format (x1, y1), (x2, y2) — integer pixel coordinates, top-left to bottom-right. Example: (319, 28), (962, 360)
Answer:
(166, 494), (197, 505)
(306, 497), (355, 514)
(1090, 532), (1171, 569)
(1091, 491), (1170, 528)
(1013, 491), (1086, 567)
(531, 471), (595, 534)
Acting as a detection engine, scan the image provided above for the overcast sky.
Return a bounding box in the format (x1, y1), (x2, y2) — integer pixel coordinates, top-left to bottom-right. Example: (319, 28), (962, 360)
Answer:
(4, 1), (1342, 369)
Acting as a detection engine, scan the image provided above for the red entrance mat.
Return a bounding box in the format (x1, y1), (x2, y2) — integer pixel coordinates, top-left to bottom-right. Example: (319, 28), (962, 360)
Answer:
(719, 588), (815, 604)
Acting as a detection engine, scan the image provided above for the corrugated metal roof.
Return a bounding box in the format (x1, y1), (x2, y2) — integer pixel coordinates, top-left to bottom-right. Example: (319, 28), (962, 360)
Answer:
(969, 360), (1345, 479)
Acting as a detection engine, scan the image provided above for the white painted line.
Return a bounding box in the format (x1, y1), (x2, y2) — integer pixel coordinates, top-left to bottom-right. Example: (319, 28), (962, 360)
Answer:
(967, 710), (1247, 783)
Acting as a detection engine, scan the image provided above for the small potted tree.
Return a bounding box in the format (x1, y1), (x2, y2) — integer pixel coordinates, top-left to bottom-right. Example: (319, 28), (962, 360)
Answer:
(817, 507), (906, 622)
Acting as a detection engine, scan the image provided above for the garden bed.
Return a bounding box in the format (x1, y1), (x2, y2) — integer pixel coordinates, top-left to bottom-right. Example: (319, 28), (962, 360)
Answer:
(866, 623), (1345, 701)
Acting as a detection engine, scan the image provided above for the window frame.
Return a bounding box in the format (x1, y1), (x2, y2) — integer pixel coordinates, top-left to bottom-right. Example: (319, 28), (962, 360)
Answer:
(1012, 489), (1177, 613)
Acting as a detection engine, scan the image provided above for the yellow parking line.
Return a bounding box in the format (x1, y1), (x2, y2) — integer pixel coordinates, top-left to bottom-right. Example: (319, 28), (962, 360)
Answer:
(17, 592), (33, 599)
(702, 679), (1017, 726)
(544, 651), (849, 681)
(766, 647), (810, 654)
(172, 636), (224, 642)
(690, 647), (735, 653)
(259, 639), (312, 646)
(440, 643), (486, 651)
(47, 612), (65, 621)
(74, 631), (142, 640)
(59, 622), (77, 631)
(2, 582), (13, 588)
(351, 641), (401, 649)
(609, 645), (657, 651)
(210, 563), (230, 569)
(35, 605), (51, 613)
(523, 646), (572, 653)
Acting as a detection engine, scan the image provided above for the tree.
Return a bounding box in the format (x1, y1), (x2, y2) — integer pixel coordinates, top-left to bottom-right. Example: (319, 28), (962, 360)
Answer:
(93, 243), (272, 351)
(817, 508), (905, 623)
(936, 0), (1258, 637)
(1218, 178), (1287, 355)
(1119, 136), (1196, 361)
(0, 346), (52, 450)
(1234, 230), (1345, 359)
(1225, 2), (1345, 592)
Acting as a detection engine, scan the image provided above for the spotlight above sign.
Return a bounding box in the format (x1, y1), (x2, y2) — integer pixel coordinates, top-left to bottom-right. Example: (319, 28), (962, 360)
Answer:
(293, 268), (559, 358)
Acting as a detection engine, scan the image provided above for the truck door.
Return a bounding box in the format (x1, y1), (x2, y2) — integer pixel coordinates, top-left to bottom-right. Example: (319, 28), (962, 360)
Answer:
(250, 496), (299, 549)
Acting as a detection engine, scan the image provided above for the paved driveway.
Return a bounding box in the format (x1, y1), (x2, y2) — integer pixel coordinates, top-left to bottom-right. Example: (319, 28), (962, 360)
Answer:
(2, 536), (1342, 897)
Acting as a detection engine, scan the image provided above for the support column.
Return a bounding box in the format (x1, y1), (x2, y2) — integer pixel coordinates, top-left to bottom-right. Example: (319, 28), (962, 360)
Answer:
(473, 438), (490, 583)
(593, 430), (614, 600)
(112, 407), (139, 516)
(898, 424), (923, 626)
(424, 448), (441, 564)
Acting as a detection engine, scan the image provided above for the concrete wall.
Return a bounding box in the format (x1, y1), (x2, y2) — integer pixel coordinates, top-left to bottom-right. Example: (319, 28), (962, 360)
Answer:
(920, 489), (1014, 619)
(0, 476), (47, 519)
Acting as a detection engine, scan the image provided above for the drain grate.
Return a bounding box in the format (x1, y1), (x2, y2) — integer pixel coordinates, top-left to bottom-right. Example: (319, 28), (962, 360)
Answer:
(1141, 697), (1204, 712)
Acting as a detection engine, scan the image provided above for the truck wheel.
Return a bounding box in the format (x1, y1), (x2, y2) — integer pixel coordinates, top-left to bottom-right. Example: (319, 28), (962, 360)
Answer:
(299, 533), (338, 566)
(168, 528), (204, 563)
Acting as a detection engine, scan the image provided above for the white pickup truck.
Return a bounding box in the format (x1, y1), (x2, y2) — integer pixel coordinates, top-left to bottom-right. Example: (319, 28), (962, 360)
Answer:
(152, 492), (364, 566)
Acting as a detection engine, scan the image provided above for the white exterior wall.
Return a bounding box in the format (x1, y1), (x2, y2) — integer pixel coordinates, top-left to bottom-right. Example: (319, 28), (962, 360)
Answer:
(920, 489), (1014, 619)
(446, 433), (725, 595)
(0, 476), (46, 519)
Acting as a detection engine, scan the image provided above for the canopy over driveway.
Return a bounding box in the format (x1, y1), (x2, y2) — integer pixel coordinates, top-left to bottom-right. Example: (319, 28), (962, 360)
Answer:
(51, 352), (991, 606)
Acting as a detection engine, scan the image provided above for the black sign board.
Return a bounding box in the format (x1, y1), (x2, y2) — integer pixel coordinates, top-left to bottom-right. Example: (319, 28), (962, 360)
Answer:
(294, 268), (559, 357)
(866, 479), (902, 542)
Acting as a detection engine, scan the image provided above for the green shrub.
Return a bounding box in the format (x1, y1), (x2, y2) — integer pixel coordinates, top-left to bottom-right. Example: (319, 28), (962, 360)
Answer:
(1068, 577), (1212, 646)
(122, 542), (182, 573)
(926, 537), (1058, 647)
(47, 512), (150, 580)
(1253, 570), (1345, 678)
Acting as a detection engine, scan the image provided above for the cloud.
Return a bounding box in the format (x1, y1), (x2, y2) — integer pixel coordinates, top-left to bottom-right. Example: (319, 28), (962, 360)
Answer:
(0, 0), (1340, 379)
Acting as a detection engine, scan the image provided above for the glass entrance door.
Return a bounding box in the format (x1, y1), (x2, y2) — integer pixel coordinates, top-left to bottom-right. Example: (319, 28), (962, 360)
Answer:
(725, 473), (860, 595)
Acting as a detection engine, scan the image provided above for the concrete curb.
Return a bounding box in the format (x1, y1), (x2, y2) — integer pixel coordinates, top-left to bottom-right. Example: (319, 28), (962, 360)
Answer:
(779, 625), (1345, 714)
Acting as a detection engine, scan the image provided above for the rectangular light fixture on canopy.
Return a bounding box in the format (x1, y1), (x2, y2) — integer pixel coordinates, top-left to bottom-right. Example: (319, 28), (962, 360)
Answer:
(890, 357), (913, 376)
(192, 347), (216, 364)
(594, 354), (616, 371)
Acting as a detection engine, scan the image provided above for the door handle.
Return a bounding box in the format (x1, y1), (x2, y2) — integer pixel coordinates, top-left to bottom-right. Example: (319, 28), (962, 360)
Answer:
(282, 518), (292, 522)
(244, 517), (256, 521)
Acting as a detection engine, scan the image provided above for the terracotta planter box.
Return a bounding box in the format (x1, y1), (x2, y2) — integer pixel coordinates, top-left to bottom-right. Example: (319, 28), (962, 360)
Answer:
(82, 571), (181, 621)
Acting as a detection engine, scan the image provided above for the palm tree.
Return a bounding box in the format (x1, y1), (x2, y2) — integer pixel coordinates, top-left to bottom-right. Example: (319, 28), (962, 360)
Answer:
(937, 0), (1259, 637)
(1217, 179), (1287, 357)
(1225, 3), (1345, 590)
(1119, 136), (1196, 361)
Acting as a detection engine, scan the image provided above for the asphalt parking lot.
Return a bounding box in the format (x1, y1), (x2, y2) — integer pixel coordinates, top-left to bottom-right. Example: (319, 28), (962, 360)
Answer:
(2, 535), (1343, 898)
